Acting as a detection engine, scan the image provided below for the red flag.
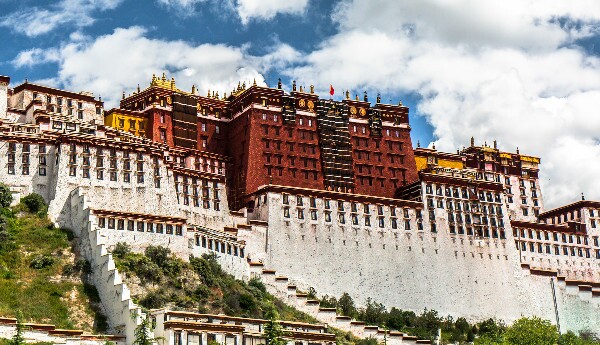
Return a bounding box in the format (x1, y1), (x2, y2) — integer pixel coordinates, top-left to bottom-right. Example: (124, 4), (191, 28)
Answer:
(329, 85), (334, 96)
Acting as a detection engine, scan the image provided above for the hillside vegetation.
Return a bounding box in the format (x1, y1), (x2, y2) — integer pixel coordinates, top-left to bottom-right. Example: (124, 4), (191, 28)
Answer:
(112, 242), (318, 323)
(0, 185), (106, 332)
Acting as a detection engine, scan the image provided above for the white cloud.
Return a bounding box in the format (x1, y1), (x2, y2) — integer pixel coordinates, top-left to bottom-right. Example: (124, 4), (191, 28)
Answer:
(37, 26), (287, 107)
(0, 0), (123, 37)
(279, 0), (600, 208)
(12, 48), (61, 68)
(235, 0), (309, 25)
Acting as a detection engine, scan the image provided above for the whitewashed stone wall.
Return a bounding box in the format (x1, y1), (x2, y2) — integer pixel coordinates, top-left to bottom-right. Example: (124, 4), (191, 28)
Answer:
(0, 80), (7, 119)
(242, 191), (586, 331)
(69, 188), (143, 344)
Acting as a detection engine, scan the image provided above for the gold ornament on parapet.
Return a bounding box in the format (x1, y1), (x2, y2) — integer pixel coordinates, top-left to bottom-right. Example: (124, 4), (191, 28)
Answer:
(349, 106), (357, 115)
(299, 99), (306, 108)
(359, 108), (367, 117)
(166, 96), (172, 105)
(307, 100), (314, 110)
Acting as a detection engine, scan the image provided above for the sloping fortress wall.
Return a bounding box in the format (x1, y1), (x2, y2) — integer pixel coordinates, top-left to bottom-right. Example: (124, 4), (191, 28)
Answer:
(0, 75), (598, 337)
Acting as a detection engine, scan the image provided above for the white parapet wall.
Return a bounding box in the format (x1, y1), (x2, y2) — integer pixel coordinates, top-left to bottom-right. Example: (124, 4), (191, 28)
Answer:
(69, 188), (144, 344)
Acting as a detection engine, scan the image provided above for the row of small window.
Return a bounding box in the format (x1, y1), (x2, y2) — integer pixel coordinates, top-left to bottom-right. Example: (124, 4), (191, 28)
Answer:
(196, 236), (244, 257)
(117, 118), (145, 131)
(354, 137), (403, 151)
(426, 198), (504, 214)
(69, 144), (149, 161)
(513, 228), (598, 246)
(445, 211), (505, 227)
(175, 176), (219, 188)
(425, 185), (502, 203)
(97, 217), (183, 235)
(281, 194), (418, 218)
(68, 167), (161, 186)
(545, 210), (584, 225)
(506, 186), (539, 198)
(505, 177), (537, 189)
(262, 125), (316, 140)
(283, 208), (422, 229)
(448, 225), (506, 239)
(7, 143), (46, 153)
(48, 108), (85, 119)
(265, 154), (318, 167)
(7, 164), (47, 176)
(179, 196), (220, 211)
(507, 195), (540, 207)
(176, 185), (220, 200)
(7, 153), (47, 165)
(266, 166), (319, 180)
(516, 241), (600, 259)
(70, 155), (149, 172)
(34, 92), (84, 109)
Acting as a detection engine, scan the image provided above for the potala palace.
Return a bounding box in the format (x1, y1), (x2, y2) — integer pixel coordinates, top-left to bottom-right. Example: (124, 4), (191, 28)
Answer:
(0, 74), (598, 344)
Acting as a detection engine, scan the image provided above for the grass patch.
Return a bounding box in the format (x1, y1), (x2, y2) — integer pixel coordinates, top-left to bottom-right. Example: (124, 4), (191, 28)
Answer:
(0, 196), (106, 332)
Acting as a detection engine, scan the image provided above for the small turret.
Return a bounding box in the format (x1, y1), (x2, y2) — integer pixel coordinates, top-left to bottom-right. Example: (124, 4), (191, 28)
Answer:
(363, 91), (368, 102)
(277, 78), (282, 89)
(292, 80), (297, 92)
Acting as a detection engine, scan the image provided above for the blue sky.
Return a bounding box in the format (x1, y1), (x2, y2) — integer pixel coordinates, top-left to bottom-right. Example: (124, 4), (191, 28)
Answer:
(1, 0), (600, 206)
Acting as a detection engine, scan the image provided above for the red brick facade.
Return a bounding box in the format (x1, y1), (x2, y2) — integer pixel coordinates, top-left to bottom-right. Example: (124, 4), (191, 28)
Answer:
(116, 81), (419, 210)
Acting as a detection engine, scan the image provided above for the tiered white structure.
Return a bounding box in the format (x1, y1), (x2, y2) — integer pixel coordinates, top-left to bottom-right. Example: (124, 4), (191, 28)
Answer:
(0, 76), (598, 344)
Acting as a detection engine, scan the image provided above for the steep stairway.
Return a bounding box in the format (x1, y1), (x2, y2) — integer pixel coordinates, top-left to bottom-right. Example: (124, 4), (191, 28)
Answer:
(249, 262), (431, 345)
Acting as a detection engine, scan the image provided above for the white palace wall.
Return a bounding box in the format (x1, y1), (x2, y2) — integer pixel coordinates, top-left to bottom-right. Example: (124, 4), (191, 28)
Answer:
(243, 191), (560, 325)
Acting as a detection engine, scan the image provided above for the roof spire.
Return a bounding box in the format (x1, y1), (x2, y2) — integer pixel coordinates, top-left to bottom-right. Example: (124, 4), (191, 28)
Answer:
(277, 78), (282, 89)
(292, 80), (297, 92)
(310, 85), (314, 94)
(363, 91), (368, 102)
(582, 192), (585, 201)
(470, 136), (475, 147)
(417, 140), (420, 148)
(253, 78), (257, 86)
(346, 90), (350, 100)
(191, 85), (196, 94)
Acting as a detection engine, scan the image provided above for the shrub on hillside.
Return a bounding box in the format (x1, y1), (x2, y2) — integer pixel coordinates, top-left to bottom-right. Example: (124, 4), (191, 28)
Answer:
(0, 184), (12, 209)
(21, 193), (47, 214)
(112, 242), (131, 259)
(30, 254), (55, 269)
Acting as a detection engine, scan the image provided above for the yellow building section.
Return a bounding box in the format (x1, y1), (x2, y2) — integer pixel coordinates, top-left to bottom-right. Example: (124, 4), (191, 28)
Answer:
(415, 156), (428, 171)
(104, 111), (146, 137)
(438, 158), (464, 169)
(414, 154), (464, 171)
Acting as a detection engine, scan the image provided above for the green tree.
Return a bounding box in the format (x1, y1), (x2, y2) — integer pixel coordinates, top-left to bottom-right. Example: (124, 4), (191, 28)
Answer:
(504, 317), (558, 345)
(112, 242), (131, 259)
(359, 298), (387, 326)
(0, 183), (12, 209)
(264, 310), (286, 345)
(9, 315), (25, 345)
(21, 193), (47, 214)
(337, 292), (357, 318)
(132, 313), (158, 345)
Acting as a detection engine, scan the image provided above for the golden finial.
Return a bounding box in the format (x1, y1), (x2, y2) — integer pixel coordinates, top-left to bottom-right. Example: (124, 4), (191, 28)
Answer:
(300, 85), (304, 92)
(345, 90), (350, 100)
(215, 91), (219, 99)
(152, 74), (156, 83)
(137, 84), (140, 93)
(376, 93), (381, 104)
(212, 91), (215, 98)
(171, 77), (175, 90)
(277, 78), (282, 89)
(191, 85), (196, 94)
(292, 80), (297, 92)
(237, 81), (241, 91)
(253, 78), (257, 86)
(470, 136), (474, 147)
(162, 73), (167, 82)
(207, 89), (211, 97)
(364, 91), (368, 102)
(398, 100), (403, 106)
(355, 94), (359, 101)
(432, 143), (436, 150)
(223, 92), (227, 99)
(310, 85), (314, 94)
(242, 81), (246, 90)
(122, 91), (125, 99)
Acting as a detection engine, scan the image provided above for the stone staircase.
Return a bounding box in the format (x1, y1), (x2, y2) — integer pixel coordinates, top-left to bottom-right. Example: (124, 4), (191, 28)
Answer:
(521, 264), (600, 307)
(69, 188), (145, 344)
(249, 262), (431, 345)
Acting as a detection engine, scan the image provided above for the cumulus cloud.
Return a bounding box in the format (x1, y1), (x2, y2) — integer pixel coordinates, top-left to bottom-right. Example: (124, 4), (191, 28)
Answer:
(280, 0), (600, 207)
(12, 48), (61, 68)
(235, 0), (309, 25)
(30, 26), (289, 107)
(0, 0), (123, 37)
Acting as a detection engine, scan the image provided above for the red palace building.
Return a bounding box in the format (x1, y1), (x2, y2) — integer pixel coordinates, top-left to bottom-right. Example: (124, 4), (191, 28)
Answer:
(111, 74), (419, 209)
